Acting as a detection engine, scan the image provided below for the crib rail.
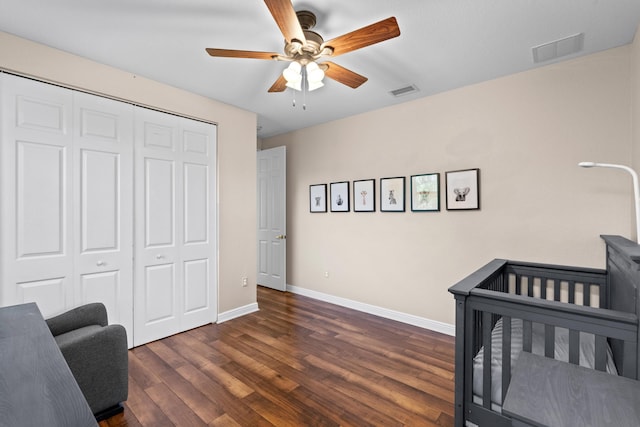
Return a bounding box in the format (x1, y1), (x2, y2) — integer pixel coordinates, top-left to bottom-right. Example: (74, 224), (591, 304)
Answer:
(503, 262), (608, 308)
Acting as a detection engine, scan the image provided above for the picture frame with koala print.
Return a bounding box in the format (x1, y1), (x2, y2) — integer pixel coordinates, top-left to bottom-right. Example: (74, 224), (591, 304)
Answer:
(445, 168), (480, 210)
(380, 176), (405, 212)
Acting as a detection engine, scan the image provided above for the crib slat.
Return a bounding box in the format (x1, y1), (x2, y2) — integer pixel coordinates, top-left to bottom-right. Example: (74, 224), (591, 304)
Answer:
(594, 335), (607, 372)
(523, 320), (532, 352)
(502, 316), (512, 404)
(568, 281), (575, 304)
(515, 275), (522, 295)
(545, 324), (555, 358)
(583, 283), (591, 307)
(569, 329), (580, 365)
(527, 276), (534, 297)
(554, 279), (561, 301)
(540, 278), (548, 300)
(482, 311), (492, 408)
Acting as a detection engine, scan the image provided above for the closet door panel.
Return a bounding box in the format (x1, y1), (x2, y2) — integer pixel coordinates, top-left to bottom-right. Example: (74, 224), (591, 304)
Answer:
(73, 91), (134, 346)
(16, 141), (66, 258)
(184, 259), (209, 313)
(18, 278), (68, 318)
(81, 150), (119, 251)
(184, 162), (208, 244)
(144, 264), (175, 323)
(145, 157), (175, 247)
(80, 271), (119, 321)
(134, 108), (181, 345)
(1, 74), (74, 315)
(16, 94), (67, 134)
(179, 119), (216, 330)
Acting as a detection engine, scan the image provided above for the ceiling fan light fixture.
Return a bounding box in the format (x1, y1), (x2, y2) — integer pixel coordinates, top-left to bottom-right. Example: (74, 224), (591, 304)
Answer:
(307, 80), (324, 91)
(283, 61), (302, 83)
(306, 62), (325, 83)
(285, 79), (302, 91)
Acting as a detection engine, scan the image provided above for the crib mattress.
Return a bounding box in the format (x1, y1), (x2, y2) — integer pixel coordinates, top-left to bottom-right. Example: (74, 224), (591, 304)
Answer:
(472, 317), (618, 408)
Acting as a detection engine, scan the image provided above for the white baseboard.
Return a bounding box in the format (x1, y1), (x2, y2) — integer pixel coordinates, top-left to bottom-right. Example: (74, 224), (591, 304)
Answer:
(286, 284), (455, 336)
(217, 302), (259, 324)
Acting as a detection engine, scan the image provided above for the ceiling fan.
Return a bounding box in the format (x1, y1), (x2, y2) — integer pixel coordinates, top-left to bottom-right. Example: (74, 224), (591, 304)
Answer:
(205, 0), (400, 93)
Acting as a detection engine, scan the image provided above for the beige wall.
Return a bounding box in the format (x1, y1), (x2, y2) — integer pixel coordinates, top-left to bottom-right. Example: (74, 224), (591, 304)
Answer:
(263, 46), (633, 326)
(0, 32), (257, 314)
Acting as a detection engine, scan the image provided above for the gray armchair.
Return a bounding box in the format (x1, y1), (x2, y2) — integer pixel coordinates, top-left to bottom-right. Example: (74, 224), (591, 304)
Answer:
(46, 303), (128, 421)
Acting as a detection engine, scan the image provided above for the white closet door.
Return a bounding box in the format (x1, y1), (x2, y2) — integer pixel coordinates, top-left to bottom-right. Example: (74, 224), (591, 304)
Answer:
(0, 74), (75, 317)
(133, 107), (216, 346)
(180, 118), (217, 332)
(73, 92), (134, 347)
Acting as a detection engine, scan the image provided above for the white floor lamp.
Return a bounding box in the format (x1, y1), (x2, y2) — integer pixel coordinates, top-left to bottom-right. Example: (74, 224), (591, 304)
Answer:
(578, 162), (640, 244)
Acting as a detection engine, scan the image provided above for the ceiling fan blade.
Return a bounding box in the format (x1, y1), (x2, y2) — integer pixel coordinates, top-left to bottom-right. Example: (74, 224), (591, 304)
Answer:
(206, 48), (279, 60)
(264, 0), (307, 44)
(323, 17), (400, 57)
(322, 62), (368, 89)
(268, 74), (287, 93)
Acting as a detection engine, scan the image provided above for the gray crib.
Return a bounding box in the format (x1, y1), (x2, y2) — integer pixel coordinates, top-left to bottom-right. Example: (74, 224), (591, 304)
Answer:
(448, 235), (640, 427)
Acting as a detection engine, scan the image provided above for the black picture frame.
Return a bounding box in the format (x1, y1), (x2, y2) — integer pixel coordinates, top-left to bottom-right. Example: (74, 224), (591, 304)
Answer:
(353, 179), (375, 212)
(309, 184), (327, 213)
(411, 173), (440, 212)
(380, 177), (405, 212)
(445, 168), (480, 210)
(330, 181), (350, 212)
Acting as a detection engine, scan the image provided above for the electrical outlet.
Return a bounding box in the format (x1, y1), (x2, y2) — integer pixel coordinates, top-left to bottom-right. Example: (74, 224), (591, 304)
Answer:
(242, 277), (248, 287)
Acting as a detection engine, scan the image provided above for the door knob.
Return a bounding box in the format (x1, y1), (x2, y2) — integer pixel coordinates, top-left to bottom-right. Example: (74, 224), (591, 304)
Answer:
(96, 260), (105, 266)
(276, 235), (287, 240)
(156, 254), (165, 260)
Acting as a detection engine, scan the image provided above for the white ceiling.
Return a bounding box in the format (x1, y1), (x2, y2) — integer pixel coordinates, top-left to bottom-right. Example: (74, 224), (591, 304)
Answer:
(1, 1), (639, 138)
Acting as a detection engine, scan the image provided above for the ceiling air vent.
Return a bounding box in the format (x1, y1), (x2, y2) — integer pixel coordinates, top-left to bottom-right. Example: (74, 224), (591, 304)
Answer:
(532, 33), (584, 64)
(390, 84), (419, 97)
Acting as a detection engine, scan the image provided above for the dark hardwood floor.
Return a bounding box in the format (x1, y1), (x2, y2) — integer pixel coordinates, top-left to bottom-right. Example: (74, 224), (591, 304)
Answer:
(98, 286), (455, 427)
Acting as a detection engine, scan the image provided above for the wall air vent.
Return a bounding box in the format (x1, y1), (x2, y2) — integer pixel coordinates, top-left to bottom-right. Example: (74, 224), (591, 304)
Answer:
(390, 84), (419, 97)
(532, 33), (584, 64)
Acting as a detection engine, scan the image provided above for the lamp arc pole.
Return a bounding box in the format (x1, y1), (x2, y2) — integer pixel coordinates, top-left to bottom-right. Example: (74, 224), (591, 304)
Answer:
(579, 162), (640, 244)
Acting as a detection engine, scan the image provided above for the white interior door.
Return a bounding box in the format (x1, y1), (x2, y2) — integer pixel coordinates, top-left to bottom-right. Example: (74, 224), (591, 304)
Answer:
(257, 146), (286, 291)
(134, 107), (217, 346)
(73, 91), (134, 347)
(0, 74), (74, 317)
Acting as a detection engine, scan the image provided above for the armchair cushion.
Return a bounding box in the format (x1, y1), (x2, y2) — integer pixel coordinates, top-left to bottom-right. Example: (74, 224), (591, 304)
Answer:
(46, 303), (128, 418)
(46, 302), (108, 336)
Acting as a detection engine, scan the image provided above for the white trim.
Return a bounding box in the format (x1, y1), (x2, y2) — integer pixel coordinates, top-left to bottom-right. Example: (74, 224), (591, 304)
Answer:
(286, 285), (455, 336)
(217, 302), (259, 324)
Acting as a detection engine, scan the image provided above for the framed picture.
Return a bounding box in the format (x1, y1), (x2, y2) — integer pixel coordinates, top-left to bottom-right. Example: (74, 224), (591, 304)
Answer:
(309, 184), (327, 212)
(380, 177), (405, 212)
(353, 179), (375, 212)
(446, 168), (480, 210)
(411, 173), (440, 212)
(330, 181), (350, 212)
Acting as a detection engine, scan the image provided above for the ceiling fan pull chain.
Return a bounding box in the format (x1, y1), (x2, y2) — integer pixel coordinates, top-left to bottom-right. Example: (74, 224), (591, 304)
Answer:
(302, 67), (307, 110)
